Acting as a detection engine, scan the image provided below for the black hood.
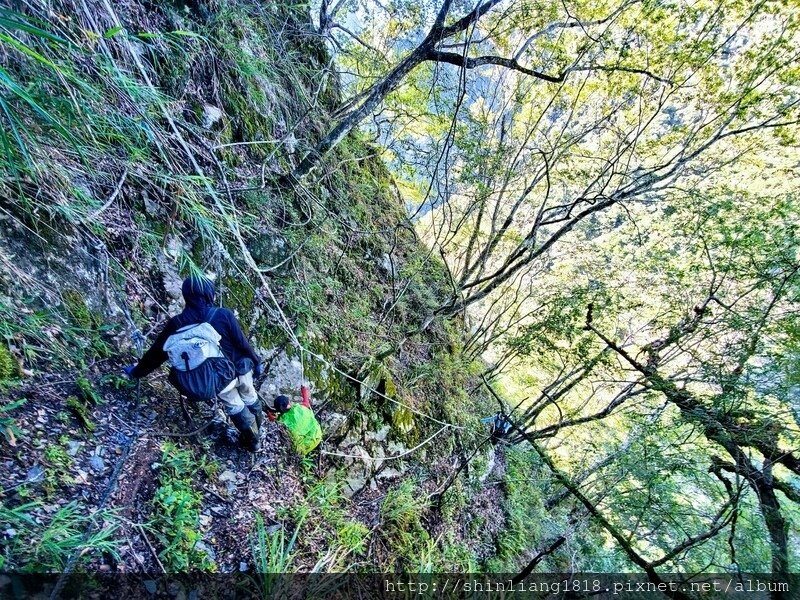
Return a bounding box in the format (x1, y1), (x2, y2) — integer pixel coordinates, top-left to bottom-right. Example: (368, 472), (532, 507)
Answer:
(181, 275), (215, 310)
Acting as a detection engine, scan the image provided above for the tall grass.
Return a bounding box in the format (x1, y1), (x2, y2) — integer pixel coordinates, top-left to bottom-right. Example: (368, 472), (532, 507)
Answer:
(0, 8), (82, 172)
(250, 511), (306, 595)
(0, 3), (231, 373)
(251, 511), (306, 572)
(0, 501), (120, 571)
(0, 0), (339, 381)
(0, 1), (307, 255)
(380, 478), (434, 569)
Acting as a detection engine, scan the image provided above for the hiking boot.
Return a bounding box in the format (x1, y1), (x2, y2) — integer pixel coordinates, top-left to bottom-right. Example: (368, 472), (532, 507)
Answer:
(208, 407), (228, 437)
(238, 427), (260, 453)
(222, 426), (240, 446)
(247, 400), (265, 431)
(230, 408), (259, 453)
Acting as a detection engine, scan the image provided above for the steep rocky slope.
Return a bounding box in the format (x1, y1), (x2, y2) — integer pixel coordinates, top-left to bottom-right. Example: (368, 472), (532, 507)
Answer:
(0, 0), (511, 577)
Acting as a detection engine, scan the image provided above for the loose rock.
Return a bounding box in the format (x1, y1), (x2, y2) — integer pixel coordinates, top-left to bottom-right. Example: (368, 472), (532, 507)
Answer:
(201, 104), (224, 130)
(89, 455), (105, 473)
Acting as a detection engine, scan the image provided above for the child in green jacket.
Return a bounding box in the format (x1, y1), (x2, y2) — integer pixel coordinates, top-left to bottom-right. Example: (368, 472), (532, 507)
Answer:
(268, 386), (322, 456)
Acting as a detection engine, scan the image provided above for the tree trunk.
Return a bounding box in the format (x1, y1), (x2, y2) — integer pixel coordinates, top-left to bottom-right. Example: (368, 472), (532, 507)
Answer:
(293, 46), (430, 178)
(512, 535), (566, 583)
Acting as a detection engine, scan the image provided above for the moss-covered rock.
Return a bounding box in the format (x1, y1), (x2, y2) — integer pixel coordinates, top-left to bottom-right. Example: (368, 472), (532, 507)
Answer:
(382, 371), (398, 398)
(220, 273), (256, 321)
(62, 289), (100, 330)
(391, 405), (415, 436)
(247, 232), (290, 272)
(0, 344), (20, 381)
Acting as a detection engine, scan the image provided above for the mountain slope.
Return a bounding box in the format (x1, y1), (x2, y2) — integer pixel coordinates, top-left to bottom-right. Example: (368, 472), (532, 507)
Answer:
(0, 0), (513, 576)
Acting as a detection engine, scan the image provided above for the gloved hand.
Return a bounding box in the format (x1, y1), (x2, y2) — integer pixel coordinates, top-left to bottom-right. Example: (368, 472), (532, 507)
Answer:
(122, 365), (137, 379)
(253, 362), (263, 379)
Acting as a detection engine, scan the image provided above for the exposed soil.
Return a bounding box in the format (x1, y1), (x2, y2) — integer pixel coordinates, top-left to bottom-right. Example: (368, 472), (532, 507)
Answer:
(1, 359), (507, 574)
(0, 359), (313, 573)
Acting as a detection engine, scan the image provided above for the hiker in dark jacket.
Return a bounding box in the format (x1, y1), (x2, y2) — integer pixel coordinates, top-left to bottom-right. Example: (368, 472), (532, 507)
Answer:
(123, 274), (264, 451)
(481, 412), (512, 444)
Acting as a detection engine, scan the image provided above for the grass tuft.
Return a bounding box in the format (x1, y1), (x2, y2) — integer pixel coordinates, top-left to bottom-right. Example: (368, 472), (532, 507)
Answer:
(0, 500), (120, 571)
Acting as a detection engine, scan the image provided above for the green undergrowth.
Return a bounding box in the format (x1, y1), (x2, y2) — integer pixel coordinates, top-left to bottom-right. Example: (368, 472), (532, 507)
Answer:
(0, 297), (116, 372)
(41, 436), (77, 497)
(0, 398), (25, 445)
(374, 477), (477, 571)
(379, 479), (433, 570)
(258, 468), (488, 573)
(279, 472), (482, 572)
(66, 395), (95, 432)
(63, 375), (103, 434)
(263, 470), (371, 572)
(303, 476), (371, 567)
(0, 344), (20, 384)
(148, 442), (217, 571)
(0, 500), (120, 571)
(485, 446), (551, 572)
(251, 511), (306, 576)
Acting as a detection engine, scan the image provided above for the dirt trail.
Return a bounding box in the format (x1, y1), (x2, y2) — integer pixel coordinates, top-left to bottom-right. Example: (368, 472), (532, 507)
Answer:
(0, 361), (310, 573)
(2, 354), (508, 575)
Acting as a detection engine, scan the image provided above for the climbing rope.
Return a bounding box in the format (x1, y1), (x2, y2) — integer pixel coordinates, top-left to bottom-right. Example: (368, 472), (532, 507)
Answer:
(319, 424), (451, 462)
(303, 346), (463, 431)
(289, 326), (463, 462)
(214, 241), (466, 436)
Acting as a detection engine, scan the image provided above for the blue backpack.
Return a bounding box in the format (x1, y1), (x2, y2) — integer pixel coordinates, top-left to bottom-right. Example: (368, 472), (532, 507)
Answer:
(163, 308), (235, 401)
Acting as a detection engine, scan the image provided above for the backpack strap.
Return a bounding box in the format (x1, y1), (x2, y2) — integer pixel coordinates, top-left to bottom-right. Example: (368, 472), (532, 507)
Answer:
(175, 306), (219, 332)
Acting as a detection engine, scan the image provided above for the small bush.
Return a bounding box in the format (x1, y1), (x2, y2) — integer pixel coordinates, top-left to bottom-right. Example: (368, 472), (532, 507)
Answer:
(0, 398), (25, 446)
(66, 395), (95, 432)
(76, 376), (101, 405)
(42, 438), (75, 495)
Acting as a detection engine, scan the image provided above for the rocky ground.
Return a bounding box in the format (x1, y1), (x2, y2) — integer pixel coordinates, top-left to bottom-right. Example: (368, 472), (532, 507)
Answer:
(0, 345), (445, 574)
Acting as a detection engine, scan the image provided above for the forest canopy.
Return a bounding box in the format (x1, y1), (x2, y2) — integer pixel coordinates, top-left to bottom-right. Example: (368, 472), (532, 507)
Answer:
(312, 0), (800, 577)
